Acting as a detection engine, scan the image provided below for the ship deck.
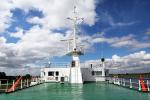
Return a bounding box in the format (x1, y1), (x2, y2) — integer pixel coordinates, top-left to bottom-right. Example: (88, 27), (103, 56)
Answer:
(0, 83), (149, 100)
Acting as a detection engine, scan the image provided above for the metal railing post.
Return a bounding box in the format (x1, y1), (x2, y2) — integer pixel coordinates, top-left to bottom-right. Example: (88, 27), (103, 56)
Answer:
(123, 78), (125, 86)
(120, 78), (122, 85)
(118, 78), (120, 85)
(113, 77), (115, 84)
(6, 80), (8, 92)
(147, 80), (149, 91)
(39, 78), (41, 83)
(36, 78), (38, 84)
(27, 79), (29, 87)
(121, 78), (123, 85)
(109, 77), (111, 83)
(13, 80), (15, 91)
(130, 79), (132, 88)
(21, 79), (23, 89)
(138, 80), (141, 91)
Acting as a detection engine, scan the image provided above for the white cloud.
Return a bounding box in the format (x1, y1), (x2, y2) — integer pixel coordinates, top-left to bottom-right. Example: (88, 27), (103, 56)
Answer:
(92, 34), (150, 49)
(0, 66), (41, 76)
(0, 37), (7, 43)
(0, 52), (6, 58)
(110, 51), (150, 67)
(16, 26), (66, 57)
(12, 0), (97, 29)
(99, 12), (138, 32)
(27, 16), (43, 25)
(83, 51), (150, 73)
(101, 12), (137, 27)
(10, 27), (24, 38)
(0, 0), (97, 72)
(0, 25), (93, 73)
(144, 54), (150, 60)
(0, 0), (13, 33)
(109, 51), (150, 73)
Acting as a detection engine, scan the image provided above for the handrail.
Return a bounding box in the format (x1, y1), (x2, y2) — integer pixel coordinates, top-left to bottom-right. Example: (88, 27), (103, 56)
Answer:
(107, 77), (150, 92)
(0, 77), (44, 93)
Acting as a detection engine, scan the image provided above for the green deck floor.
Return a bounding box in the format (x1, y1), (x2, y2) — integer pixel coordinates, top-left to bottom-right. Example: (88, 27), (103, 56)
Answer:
(0, 83), (150, 100)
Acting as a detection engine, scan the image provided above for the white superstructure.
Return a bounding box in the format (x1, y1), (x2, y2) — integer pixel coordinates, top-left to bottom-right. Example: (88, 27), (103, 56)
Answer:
(41, 68), (70, 82)
(40, 60), (109, 83)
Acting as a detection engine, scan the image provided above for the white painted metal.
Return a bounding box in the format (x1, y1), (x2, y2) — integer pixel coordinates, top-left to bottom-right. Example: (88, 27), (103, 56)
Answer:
(138, 80), (141, 91)
(67, 6), (84, 84)
(21, 80), (23, 89)
(13, 80), (15, 91)
(130, 79), (132, 88)
(147, 80), (149, 91)
(41, 61), (107, 83)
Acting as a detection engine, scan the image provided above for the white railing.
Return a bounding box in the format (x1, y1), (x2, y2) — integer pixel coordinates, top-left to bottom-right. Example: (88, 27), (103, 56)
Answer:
(45, 62), (70, 68)
(107, 77), (150, 92)
(0, 77), (44, 93)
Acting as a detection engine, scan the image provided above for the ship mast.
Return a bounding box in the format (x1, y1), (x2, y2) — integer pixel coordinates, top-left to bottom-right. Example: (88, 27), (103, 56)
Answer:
(73, 6), (77, 50)
(67, 6), (84, 55)
(67, 6), (84, 84)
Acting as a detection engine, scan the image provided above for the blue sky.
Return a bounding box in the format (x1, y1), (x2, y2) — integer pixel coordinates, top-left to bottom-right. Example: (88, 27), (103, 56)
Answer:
(68, 0), (150, 62)
(80, 0), (150, 59)
(0, 0), (150, 75)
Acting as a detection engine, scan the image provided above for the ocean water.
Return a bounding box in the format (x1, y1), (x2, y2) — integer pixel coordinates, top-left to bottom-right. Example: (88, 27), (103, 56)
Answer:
(0, 83), (150, 100)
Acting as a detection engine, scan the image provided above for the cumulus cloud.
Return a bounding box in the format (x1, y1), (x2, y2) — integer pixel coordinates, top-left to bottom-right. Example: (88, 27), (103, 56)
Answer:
(109, 51), (150, 73)
(0, 0), (13, 33)
(0, 37), (7, 43)
(0, 66), (41, 76)
(82, 51), (150, 74)
(0, 26), (64, 68)
(108, 51), (150, 70)
(0, 0), (98, 75)
(0, 25), (94, 71)
(92, 34), (150, 49)
(13, 0), (97, 29)
(0, 0), (97, 32)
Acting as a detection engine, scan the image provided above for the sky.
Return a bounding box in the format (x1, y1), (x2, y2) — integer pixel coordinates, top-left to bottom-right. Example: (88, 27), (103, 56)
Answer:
(0, 0), (150, 75)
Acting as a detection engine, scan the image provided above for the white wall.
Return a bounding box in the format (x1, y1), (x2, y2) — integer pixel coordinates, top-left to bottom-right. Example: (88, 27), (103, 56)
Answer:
(41, 68), (70, 82)
(81, 68), (95, 82)
(41, 67), (107, 82)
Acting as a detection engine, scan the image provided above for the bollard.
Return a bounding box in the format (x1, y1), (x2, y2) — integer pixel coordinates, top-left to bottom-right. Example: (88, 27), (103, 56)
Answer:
(147, 80), (149, 91)
(130, 79), (132, 88)
(138, 80), (141, 91)
(0, 80), (1, 86)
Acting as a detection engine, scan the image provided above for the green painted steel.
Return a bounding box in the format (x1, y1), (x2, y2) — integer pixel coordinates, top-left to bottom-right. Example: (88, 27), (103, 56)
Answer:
(0, 83), (150, 100)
